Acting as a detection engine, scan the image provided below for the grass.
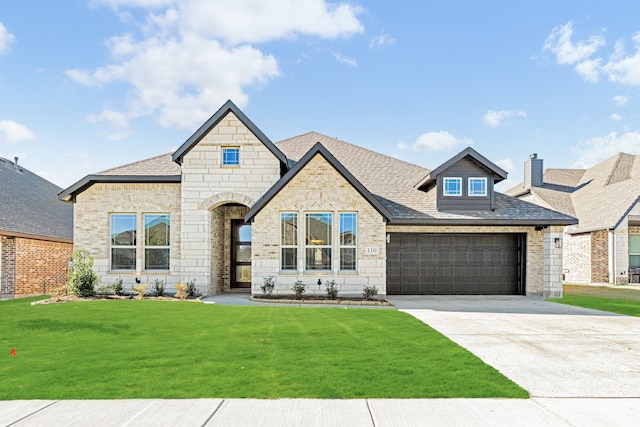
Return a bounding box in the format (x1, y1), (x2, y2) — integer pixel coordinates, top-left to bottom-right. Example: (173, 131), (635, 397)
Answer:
(0, 297), (527, 400)
(549, 284), (640, 317)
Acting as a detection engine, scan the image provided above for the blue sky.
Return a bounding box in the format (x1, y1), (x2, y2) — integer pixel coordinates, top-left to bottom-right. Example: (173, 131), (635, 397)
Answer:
(1, 1), (640, 192)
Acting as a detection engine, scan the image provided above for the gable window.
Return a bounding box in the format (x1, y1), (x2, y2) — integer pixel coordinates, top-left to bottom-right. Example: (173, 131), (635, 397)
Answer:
(222, 147), (240, 166)
(306, 213), (332, 270)
(281, 213), (298, 270)
(144, 214), (170, 270)
(111, 214), (136, 270)
(468, 177), (487, 196)
(630, 234), (640, 268)
(443, 177), (462, 196)
(340, 213), (357, 270)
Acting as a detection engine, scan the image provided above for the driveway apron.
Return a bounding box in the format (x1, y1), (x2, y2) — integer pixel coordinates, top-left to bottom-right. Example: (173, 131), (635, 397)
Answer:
(392, 295), (640, 398)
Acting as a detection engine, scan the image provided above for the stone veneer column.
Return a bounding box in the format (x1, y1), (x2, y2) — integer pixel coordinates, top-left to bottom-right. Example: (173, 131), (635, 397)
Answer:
(543, 226), (564, 298)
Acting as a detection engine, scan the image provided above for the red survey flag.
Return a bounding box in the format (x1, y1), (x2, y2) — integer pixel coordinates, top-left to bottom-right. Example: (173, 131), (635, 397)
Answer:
(10, 348), (16, 356)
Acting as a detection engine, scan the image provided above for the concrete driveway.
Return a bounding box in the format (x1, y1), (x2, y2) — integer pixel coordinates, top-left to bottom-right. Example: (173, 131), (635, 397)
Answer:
(391, 295), (640, 398)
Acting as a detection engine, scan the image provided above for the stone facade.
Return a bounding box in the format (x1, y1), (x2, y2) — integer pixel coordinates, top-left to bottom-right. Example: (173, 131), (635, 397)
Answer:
(73, 182), (182, 292)
(385, 224), (558, 297)
(1, 235), (73, 298)
(563, 232), (591, 284)
(252, 154), (387, 296)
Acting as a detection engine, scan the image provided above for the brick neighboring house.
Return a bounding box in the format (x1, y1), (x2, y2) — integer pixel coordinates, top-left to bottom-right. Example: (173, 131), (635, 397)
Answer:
(506, 152), (640, 285)
(60, 101), (576, 298)
(0, 157), (73, 299)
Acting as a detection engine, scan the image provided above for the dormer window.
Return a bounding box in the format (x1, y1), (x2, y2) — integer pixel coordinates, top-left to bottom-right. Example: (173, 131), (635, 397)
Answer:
(468, 177), (487, 196)
(443, 177), (462, 196)
(222, 147), (240, 166)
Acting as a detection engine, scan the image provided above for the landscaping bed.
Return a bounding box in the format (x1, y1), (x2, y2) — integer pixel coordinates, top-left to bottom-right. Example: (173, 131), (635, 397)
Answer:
(250, 294), (392, 306)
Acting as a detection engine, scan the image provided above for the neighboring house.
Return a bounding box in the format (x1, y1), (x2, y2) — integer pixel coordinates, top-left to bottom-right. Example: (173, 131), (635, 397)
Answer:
(60, 101), (576, 298)
(506, 152), (640, 285)
(0, 157), (73, 299)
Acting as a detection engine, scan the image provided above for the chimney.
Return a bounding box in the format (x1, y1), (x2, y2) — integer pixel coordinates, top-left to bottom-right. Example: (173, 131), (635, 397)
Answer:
(523, 153), (543, 188)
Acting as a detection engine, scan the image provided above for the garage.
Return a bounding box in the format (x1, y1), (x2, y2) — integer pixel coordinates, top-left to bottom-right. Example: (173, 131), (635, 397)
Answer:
(386, 233), (526, 295)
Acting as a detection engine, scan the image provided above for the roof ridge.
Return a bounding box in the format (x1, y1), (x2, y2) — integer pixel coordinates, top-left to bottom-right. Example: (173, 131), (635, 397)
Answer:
(604, 152), (624, 186)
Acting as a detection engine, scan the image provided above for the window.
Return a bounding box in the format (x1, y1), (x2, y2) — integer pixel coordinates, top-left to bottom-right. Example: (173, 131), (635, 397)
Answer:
(443, 177), (462, 196)
(281, 213), (298, 270)
(110, 214), (136, 270)
(222, 147), (240, 166)
(340, 213), (357, 270)
(144, 214), (170, 270)
(305, 213), (332, 270)
(468, 177), (487, 196)
(630, 234), (640, 268)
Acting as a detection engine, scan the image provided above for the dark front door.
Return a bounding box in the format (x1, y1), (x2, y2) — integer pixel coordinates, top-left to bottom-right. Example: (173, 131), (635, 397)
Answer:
(386, 233), (525, 295)
(231, 220), (252, 288)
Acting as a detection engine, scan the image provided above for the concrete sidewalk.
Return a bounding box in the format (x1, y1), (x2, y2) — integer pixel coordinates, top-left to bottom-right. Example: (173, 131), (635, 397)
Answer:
(2, 398), (639, 426)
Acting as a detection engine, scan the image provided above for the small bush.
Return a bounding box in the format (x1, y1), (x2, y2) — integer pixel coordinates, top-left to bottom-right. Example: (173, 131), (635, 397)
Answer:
(133, 283), (148, 300)
(362, 285), (379, 300)
(261, 276), (275, 296)
(186, 279), (197, 298)
(292, 280), (306, 299)
(325, 280), (339, 299)
(113, 277), (124, 296)
(66, 249), (98, 298)
(153, 279), (166, 297)
(175, 284), (187, 300)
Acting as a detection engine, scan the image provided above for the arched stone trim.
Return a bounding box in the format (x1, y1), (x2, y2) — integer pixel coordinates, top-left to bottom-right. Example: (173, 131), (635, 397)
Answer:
(199, 192), (254, 210)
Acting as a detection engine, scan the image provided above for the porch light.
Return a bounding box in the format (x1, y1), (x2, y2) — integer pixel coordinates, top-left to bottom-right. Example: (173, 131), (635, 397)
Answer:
(554, 237), (562, 248)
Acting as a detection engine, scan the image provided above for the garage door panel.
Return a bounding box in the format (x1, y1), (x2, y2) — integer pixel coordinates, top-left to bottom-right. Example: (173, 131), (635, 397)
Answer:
(387, 233), (524, 295)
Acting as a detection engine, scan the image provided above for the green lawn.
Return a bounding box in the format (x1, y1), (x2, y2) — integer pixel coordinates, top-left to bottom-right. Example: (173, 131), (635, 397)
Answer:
(549, 294), (640, 317)
(0, 297), (527, 400)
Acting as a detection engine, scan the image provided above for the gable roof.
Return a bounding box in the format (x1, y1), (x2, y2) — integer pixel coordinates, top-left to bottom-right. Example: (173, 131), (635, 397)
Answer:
(415, 146), (508, 189)
(59, 153), (181, 202)
(276, 133), (576, 226)
(172, 99), (288, 167)
(245, 142), (393, 221)
(505, 152), (640, 233)
(0, 157), (73, 242)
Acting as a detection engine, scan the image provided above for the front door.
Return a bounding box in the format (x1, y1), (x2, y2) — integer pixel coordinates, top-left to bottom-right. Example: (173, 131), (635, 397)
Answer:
(231, 220), (251, 288)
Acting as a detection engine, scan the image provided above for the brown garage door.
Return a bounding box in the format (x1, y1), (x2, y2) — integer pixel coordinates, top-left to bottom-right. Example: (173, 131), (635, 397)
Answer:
(387, 233), (525, 295)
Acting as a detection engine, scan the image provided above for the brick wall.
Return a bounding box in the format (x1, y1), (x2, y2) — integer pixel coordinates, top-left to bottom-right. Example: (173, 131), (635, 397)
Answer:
(563, 232), (591, 283)
(591, 229), (609, 283)
(253, 153), (387, 296)
(1, 236), (16, 297)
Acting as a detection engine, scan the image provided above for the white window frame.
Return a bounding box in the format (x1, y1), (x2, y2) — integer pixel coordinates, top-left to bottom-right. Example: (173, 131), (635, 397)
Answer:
(143, 214), (171, 271)
(280, 212), (298, 271)
(468, 177), (487, 196)
(630, 234), (640, 268)
(221, 147), (240, 166)
(305, 212), (332, 271)
(339, 212), (357, 271)
(443, 177), (462, 196)
(110, 213), (137, 271)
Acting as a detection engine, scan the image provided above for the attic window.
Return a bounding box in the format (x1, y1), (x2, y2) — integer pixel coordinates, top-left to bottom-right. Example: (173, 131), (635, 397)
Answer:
(443, 177), (462, 196)
(468, 177), (487, 196)
(222, 147), (240, 166)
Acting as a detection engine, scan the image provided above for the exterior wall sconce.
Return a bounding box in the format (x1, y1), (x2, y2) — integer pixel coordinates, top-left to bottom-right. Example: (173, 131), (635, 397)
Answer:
(554, 237), (562, 248)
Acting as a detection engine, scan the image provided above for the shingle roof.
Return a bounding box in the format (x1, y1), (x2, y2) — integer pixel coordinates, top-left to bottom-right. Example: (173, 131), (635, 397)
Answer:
(505, 152), (640, 233)
(0, 157), (73, 241)
(277, 132), (576, 225)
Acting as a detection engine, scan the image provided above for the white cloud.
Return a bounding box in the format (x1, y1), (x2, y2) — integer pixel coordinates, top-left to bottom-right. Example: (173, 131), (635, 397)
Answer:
(610, 113), (623, 122)
(574, 58), (602, 82)
(87, 109), (132, 139)
(397, 141), (408, 151)
(495, 158), (515, 173)
(0, 22), (15, 53)
(543, 21), (605, 65)
(0, 120), (36, 143)
(369, 30), (395, 48)
(613, 95), (631, 106)
(68, 0), (365, 129)
(331, 51), (357, 66)
(602, 33), (640, 86)
(572, 131), (640, 168)
(483, 109), (526, 127)
(411, 131), (472, 152)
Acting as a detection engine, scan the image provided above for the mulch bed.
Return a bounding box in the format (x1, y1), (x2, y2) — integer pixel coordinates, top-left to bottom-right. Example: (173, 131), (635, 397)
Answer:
(250, 294), (393, 306)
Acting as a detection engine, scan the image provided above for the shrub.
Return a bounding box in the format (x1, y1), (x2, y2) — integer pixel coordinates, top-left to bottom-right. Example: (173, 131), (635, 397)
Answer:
(113, 277), (124, 296)
(133, 283), (148, 300)
(153, 279), (166, 297)
(325, 280), (339, 299)
(261, 276), (275, 296)
(175, 284), (187, 300)
(186, 279), (197, 298)
(362, 285), (379, 300)
(66, 249), (98, 298)
(292, 280), (306, 299)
